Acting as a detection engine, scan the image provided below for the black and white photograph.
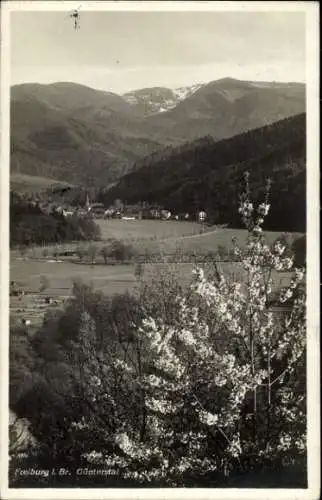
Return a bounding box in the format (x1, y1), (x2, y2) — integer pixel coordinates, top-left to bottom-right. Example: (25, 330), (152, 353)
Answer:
(0, 1), (319, 498)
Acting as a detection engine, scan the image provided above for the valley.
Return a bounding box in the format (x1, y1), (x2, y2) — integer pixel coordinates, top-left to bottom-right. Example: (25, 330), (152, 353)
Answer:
(7, 6), (312, 489)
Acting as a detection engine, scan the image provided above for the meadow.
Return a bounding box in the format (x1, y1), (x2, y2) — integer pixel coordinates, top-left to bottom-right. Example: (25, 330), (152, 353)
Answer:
(10, 173), (74, 193)
(91, 220), (302, 255)
(95, 218), (207, 241)
(10, 218), (300, 329)
(10, 260), (137, 329)
(11, 219), (303, 260)
(133, 227), (303, 256)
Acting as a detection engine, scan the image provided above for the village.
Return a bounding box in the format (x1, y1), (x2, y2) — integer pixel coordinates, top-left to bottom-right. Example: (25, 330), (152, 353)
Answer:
(10, 191), (209, 332)
(33, 192), (208, 223)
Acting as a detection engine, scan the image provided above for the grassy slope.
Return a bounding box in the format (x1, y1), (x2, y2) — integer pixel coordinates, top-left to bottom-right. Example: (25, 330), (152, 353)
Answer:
(10, 173), (75, 193)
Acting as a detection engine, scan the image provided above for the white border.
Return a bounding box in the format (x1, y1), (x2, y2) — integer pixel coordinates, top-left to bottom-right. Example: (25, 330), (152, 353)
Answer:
(0, 2), (320, 500)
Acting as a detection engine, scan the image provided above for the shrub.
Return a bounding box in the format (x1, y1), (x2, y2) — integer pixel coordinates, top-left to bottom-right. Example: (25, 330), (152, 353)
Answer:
(52, 245), (59, 260)
(39, 275), (49, 293)
(217, 244), (228, 260)
(100, 246), (110, 264)
(76, 246), (86, 262)
(107, 239), (137, 262)
(134, 262), (144, 280)
(19, 245), (27, 259)
(87, 244), (98, 264)
(271, 232), (294, 259)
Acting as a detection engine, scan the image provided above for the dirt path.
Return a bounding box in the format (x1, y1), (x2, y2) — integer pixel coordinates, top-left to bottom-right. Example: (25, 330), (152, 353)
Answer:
(158, 227), (219, 243)
(177, 228), (219, 240)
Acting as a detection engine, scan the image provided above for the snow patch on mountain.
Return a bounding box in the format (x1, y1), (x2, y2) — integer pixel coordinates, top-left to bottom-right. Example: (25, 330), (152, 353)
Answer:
(122, 83), (204, 115)
(172, 84), (203, 101)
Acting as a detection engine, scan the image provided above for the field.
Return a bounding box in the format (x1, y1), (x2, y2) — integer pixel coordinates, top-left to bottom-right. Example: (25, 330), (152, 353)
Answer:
(10, 220), (302, 329)
(133, 227), (303, 255)
(95, 219), (210, 241)
(11, 219), (303, 259)
(10, 260), (137, 329)
(10, 220), (209, 260)
(11, 259), (137, 297)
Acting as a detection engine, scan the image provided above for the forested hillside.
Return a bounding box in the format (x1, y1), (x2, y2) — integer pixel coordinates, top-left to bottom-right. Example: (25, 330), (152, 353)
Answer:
(10, 191), (101, 247)
(11, 79), (305, 187)
(105, 113), (306, 232)
(10, 82), (165, 186)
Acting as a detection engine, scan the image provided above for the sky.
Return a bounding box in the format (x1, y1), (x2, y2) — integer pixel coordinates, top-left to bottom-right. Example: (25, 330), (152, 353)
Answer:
(10, 9), (306, 94)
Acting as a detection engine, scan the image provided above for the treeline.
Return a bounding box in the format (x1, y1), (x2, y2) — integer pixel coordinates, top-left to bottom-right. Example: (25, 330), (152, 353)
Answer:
(10, 191), (101, 247)
(104, 114), (306, 232)
(20, 185), (91, 207)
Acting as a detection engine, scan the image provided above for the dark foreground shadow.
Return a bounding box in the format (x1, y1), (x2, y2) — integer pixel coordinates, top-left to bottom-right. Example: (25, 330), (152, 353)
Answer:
(9, 459), (307, 489)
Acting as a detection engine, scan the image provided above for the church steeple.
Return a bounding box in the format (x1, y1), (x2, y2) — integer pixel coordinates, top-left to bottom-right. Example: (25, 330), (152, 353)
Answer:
(85, 192), (90, 209)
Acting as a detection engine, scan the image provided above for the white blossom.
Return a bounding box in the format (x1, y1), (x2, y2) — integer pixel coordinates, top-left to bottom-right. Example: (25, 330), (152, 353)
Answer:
(198, 410), (219, 426)
(257, 203), (270, 216)
(72, 182), (306, 486)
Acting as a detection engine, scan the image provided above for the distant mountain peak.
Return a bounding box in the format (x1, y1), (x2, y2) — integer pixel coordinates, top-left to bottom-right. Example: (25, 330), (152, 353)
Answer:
(122, 77), (305, 116)
(122, 83), (204, 116)
(214, 77), (240, 83)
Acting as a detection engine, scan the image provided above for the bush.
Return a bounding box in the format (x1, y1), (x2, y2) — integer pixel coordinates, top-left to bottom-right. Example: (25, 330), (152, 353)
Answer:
(107, 239), (137, 262)
(271, 232), (294, 259)
(134, 262), (144, 280)
(39, 275), (50, 293)
(76, 246), (86, 262)
(100, 245), (110, 264)
(87, 244), (98, 264)
(217, 244), (228, 260)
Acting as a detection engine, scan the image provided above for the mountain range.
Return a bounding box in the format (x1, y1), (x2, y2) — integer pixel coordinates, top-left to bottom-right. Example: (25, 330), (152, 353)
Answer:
(10, 77), (305, 187)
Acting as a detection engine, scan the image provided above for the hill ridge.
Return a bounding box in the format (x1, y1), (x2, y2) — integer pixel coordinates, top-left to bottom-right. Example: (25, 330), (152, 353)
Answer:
(102, 113), (306, 232)
(10, 79), (305, 187)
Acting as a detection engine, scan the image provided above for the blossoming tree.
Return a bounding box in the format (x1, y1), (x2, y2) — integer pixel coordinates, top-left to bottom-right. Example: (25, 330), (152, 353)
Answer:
(70, 174), (306, 486)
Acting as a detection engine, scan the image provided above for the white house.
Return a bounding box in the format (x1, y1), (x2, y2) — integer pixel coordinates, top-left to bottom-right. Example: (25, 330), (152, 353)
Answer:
(104, 208), (115, 218)
(161, 210), (171, 220)
(198, 210), (207, 222)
